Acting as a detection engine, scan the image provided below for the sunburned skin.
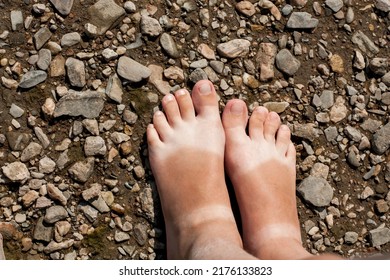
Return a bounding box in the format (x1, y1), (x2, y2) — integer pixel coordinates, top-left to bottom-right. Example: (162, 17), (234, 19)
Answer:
(147, 80), (255, 260)
(147, 79), (342, 260)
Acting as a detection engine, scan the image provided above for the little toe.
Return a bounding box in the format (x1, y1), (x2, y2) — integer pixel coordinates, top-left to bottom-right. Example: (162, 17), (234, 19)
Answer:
(276, 124), (292, 155)
(162, 94), (182, 125)
(248, 106), (268, 141)
(263, 112), (281, 142)
(191, 80), (220, 118)
(147, 124), (163, 148)
(286, 142), (296, 163)
(175, 89), (195, 121)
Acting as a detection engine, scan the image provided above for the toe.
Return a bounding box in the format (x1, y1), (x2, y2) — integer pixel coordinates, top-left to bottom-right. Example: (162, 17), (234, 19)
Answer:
(147, 124), (163, 147)
(263, 112), (281, 142)
(152, 110), (171, 141)
(175, 89), (195, 121)
(222, 99), (248, 142)
(191, 80), (220, 118)
(286, 142), (296, 163)
(248, 106), (268, 141)
(162, 94), (182, 126)
(276, 125), (292, 155)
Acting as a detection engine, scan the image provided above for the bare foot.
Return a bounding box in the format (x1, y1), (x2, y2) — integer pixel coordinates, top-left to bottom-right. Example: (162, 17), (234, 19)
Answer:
(222, 100), (311, 260)
(147, 81), (255, 259)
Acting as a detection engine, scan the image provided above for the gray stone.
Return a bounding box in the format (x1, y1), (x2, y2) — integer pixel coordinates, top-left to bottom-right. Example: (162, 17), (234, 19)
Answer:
(39, 156), (56, 174)
(44, 240), (74, 254)
(133, 223), (148, 246)
(292, 123), (320, 142)
(275, 49), (300, 76)
(88, 0), (126, 35)
(44, 206), (68, 224)
(111, 132), (130, 144)
(346, 7), (354, 23)
(160, 33), (180, 58)
(189, 68), (208, 83)
(49, 0), (74, 16)
(325, 0), (343, 12)
(9, 104), (24, 118)
(382, 72), (390, 86)
(353, 50), (365, 70)
(376, 0), (390, 12)
(324, 126), (338, 142)
(124, 1), (137, 13)
(360, 118), (382, 133)
(141, 15), (162, 36)
(54, 90), (105, 119)
(101, 48), (118, 61)
(33, 217), (53, 242)
(190, 59), (208, 69)
(65, 58), (86, 88)
(68, 158), (94, 183)
(37, 49), (52, 71)
(344, 231), (359, 244)
(320, 90), (334, 109)
(61, 32), (81, 47)
(369, 58), (388, 76)
(21, 142), (43, 162)
(369, 227), (390, 247)
(10, 10), (23, 31)
(217, 39), (250, 58)
(347, 148), (361, 167)
(115, 231), (131, 242)
(34, 127), (50, 149)
(287, 12), (319, 29)
(344, 126), (362, 142)
(79, 204), (98, 222)
(352, 31), (379, 57)
(19, 70), (47, 89)
(6, 132), (30, 151)
(330, 96), (348, 123)
(33, 27), (52, 50)
(2, 162), (30, 182)
(106, 74), (123, 103)
(372, 122), (390, 154)
(117, 56), (151, 82)
(297, 176), (333, 207)
(381, 92), (390, 105)
(84, 136), (106, 156)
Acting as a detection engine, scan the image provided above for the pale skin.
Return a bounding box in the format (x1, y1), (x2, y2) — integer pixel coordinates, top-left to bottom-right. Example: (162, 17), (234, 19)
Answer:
(147, 80), (342, 260)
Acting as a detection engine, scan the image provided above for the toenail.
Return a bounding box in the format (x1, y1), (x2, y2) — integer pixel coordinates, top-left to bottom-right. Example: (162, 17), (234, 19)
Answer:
(164, 94), (174, 102)
(198, 82), (212, 95)
(175, 89), (187, 96)
(230, 102), (244, 115)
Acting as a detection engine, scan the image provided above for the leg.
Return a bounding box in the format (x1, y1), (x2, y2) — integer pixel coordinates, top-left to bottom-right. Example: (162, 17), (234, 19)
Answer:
(0, 233), (5, 260)
(222, 100), (341, 260)
(147, 80), (256, 259)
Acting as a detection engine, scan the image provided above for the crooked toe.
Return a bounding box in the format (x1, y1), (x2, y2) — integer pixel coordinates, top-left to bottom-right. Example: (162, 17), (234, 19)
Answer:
(276, 125), (292, 155)
(248, 106), (268, 141)
(147, 124), (163, 147)
(162, 94), (182, 125)
(263, 112), (281, 142)
(175, 89), (195, 121)
(191, 80), (220, 118)
(152, 110), (171, 140)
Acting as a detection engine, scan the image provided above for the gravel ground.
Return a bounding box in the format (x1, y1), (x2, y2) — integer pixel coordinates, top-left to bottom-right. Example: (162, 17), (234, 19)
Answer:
(0, 0), (390, 260)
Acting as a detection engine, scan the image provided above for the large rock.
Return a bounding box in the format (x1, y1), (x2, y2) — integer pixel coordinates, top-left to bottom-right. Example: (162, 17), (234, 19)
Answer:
(106, 74), (123, 103)
(351, 31), (379, 57)
(33, 27), (52, 50)
(372, 122), (390, 154)
(88, 0), (125, 35)
(33, 217), (53, 242)
(49, 0), (74, 16)
(53, 90), (105, 119)
(2, 162), (30, 182)
(84, 136), (107, 156)
(369, 227), (390, 247)
(140, 15), (162, 36)
(160, 33), (180, 58)
(217, 39), (250, 58)
(117, 56), (151, 82)
(297, 176), (333, 207)
(44, 206), (68, 224)
(275, 49), (300, 76)
(376, 0), (390, 12)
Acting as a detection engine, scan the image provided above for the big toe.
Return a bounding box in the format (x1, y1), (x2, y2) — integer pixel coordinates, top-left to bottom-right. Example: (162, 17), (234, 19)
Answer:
(191, 80), (220, 118)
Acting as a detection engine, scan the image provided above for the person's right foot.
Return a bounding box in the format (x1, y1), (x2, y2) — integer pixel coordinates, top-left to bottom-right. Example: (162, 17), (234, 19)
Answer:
(222, 99), (311, 259)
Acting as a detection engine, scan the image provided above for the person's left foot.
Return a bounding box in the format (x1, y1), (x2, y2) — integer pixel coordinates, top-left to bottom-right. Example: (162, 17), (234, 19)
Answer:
(147, 80), (250, 259)
(0, 233), (5, 260)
